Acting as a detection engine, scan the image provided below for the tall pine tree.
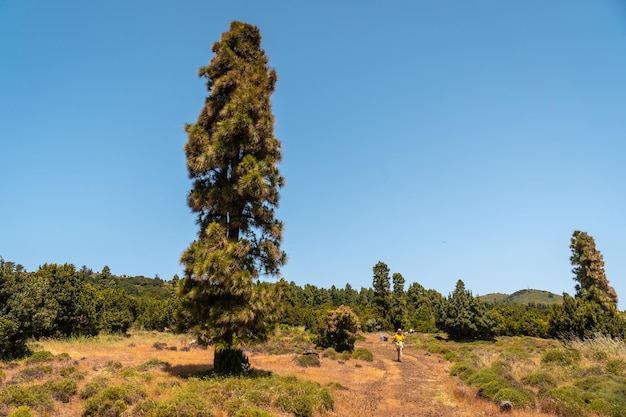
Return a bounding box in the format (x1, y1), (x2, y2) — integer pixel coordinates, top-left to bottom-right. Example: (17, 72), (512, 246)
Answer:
(180, 21), (285, 374)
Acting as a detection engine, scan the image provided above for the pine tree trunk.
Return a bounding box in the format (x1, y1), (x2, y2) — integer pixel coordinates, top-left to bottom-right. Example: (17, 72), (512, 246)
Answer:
(213, 348), (250, 375)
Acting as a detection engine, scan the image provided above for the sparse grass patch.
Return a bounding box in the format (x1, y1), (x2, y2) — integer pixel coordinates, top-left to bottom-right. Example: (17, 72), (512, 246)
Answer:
(137, 358), (170, 371)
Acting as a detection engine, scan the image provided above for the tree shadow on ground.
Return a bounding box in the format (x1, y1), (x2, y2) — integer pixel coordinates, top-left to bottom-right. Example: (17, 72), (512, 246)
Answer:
(165, 363), (272, 379)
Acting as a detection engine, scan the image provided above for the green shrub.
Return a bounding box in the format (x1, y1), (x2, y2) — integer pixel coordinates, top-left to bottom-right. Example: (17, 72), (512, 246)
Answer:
(321, 348), (339, 359)
(541, 348), (582, 366)
(490, 360), (512, 377)
(522, 371), (557, 391)
(544, 386), (589, 417)
(82, 385), (145, 417)
(315, 306), (360, 352)
(449, 362), (476, 379)
(574, 375), (626, 417)
(294, 354), (321, 368)
(59, 365), (83, 379)
(81, 377), (109, 399)
(493, 387), (534, 408)
(24, 351), (54, 364)
(12, 365), (53, 383)
(120, 369), (139, 378)
(351, 348), (373, 361)
(46, 378), (78, 403)
(0, 385), (54, 411)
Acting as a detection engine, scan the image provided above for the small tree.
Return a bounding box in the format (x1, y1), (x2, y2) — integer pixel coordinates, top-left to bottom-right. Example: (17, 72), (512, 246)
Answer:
(570, 230), (618, 308)
(372, 261), (392, 329)
(390, 272), (408, 331)
(316, 305), (361, 352)
(549, 231), (624, 339)
(437, 280), (494, 340)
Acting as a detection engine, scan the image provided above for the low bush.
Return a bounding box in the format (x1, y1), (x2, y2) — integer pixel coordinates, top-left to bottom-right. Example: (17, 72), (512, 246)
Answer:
(23, 351), (54, 364)
(0, 385), (54, 412)
(351, 347), (373, 361)
(521, 371), (557, 392)
(82, 384), (146, 417)
(541, 348), (582, 366)
(492, 387), (534, 408)
(45, 378), (78, 403)
(294, 354), (320, 368)
(321, 348), (339, 359)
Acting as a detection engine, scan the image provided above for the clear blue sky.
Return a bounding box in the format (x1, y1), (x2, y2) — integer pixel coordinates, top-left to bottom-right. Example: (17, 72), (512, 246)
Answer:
(2, 1), (625, 308)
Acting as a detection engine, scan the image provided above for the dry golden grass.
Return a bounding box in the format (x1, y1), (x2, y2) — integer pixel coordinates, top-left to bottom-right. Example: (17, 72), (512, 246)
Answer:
(0, 331), (575, 416)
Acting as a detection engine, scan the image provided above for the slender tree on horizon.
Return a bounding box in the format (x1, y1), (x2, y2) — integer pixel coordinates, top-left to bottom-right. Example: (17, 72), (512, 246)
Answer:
(570, 230), (618, 309)
(179, 21), (286, 374)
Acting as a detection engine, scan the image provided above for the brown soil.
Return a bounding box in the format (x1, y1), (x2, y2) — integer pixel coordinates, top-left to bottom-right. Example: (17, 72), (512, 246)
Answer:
(249, 333), (555, 417)
(33, 332), (558, 417)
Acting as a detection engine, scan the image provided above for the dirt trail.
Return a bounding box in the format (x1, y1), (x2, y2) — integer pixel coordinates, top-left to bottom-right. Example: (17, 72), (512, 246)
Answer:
(328, 333), (473, 416)
(251, 333), (504, 416)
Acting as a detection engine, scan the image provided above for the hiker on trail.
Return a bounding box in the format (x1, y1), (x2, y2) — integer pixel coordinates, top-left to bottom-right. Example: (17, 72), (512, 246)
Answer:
(393, 328), (404, 362)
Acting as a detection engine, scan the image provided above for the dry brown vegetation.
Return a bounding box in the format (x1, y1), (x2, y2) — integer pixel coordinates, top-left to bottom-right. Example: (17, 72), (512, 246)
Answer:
(0, 331), (582, 416)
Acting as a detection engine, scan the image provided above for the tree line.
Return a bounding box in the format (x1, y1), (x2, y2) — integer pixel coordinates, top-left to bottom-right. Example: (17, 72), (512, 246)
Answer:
(1, 229), (623, 360)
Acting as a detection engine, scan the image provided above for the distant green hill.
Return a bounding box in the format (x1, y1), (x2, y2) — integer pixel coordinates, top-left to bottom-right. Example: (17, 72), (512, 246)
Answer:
(480, 289), (563, 305)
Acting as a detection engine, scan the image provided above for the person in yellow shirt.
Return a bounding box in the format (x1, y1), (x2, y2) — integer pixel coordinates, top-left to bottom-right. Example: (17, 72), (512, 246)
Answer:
(393, 328), (404, 362)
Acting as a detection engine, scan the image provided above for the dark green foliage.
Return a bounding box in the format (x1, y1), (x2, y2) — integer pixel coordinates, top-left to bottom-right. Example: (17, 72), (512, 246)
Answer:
(548, 294), (626, 340)
(549, 231), (625, 340)
(0, 258), (33, 359)
(95, 288), (136, 334)
(315, 305), (360, 352)
(570, 231), (618, 308)
(390, 273), (408, 331)
(372, 262), (392, 329)
(437, 280), (495, 340)
(405, 282), (444, 333)
(34, 263), (99, 338)
(134, 296), (180, 331)
(488, 303), (550, 338)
